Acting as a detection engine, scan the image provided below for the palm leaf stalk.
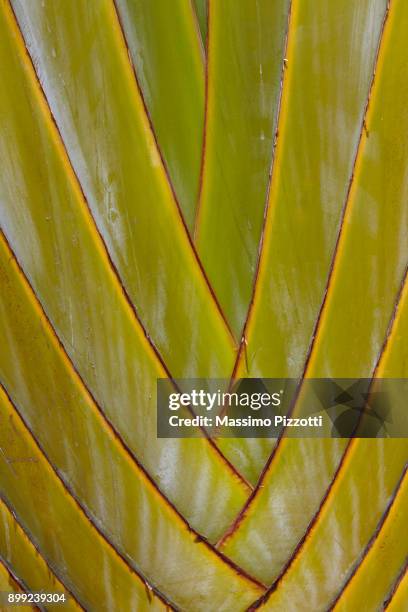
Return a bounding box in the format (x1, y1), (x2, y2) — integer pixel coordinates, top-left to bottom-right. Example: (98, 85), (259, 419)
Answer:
(0, 0), (407, 610)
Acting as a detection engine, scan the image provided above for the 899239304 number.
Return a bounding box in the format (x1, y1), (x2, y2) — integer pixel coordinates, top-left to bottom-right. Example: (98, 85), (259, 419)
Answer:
(2, 592), (67, 605)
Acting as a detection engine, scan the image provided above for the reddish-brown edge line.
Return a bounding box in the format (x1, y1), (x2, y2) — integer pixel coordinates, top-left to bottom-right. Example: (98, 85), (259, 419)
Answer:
(189, 0), (206, 60)
(0, 494), (85, 611)
(245, 261), (408, 610)
(0, 228), (264, 592)
(110, 0), (252, 486)
(7, 0), (250, 489)
(192, 0), (210, 243)
(217, 0), (393, 548)
(111, 0), (237, 348)
(212, 0), (293, 428)
(383, 559), (408, 609)
(0, 381), (177, 612)
(0, 555), (41, 611)
(327, 462), (408, 610)
(229, 0), (293, 384)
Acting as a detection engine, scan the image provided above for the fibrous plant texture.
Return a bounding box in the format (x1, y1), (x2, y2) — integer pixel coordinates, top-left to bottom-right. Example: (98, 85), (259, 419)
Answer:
(0, 0), (407, 610)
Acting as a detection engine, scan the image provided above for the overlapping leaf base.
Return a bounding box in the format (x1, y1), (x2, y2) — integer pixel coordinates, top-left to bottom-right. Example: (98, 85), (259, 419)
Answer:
(0, 0), (407, 610)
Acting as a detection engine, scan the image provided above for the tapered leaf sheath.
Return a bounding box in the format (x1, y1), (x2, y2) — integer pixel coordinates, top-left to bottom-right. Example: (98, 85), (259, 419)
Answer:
(114, 0), (204, 231)
(380, 277), (408, 381)
(0, 0), (250, 541)
(192, 0), (207, 47)
(195, 0), (290, 337)
(232, 264), (408, 602)
(0, 239), (264, 610)
(221, 0), (408, 584)
(385, 567), (408, 611)
(0, 499), (81, 612)
(332, 468), (408, 612)
(215, 0), (388, 484)
(256, 442), (407, 611)
(239, 0), (387, 379)
(10, 0), (236, 380)
(220, 438), (347, 585)
(0, 388), (167, 612)
(0, 560), (35, 612)
(300, 4), (408, 381)
(254, 278), (408, 607)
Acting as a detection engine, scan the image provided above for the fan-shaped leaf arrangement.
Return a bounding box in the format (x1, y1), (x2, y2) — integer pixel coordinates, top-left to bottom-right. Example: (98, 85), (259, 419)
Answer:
(0, 0), (407, 610)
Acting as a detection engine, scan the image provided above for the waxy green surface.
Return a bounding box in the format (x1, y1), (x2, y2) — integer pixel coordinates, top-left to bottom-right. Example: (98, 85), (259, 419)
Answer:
(333, 467), (408, 612)
(221, 0), (408, 589)
(0, 386), (166, 612)
(0, 236), (263, 611)
(0, 0), (249, 543)
(217, 0), (388, 484)
(11, 0), (235, 380)
(0, 498), (84, 611)
(1, 0), (407, 608)
(192, 0), (207, 46)
(195, 0), (291, 336)
(115, 0), (205, 230)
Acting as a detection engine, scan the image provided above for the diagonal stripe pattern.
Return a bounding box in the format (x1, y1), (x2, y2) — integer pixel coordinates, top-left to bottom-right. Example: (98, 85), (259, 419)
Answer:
(0, 0), (407, 610)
